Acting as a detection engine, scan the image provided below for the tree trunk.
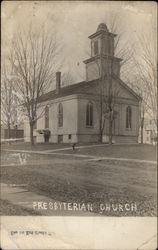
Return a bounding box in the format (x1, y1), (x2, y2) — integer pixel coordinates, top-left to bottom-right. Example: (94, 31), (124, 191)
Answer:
(99, 119), (103, 143)
(7, 122), (11, 139)
(140, 118), (144, 144)
(109, 118), (113, 144)
(30, 122), (34, 146)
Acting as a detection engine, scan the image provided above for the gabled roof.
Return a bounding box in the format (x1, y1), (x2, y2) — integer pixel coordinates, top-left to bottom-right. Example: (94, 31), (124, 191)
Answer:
(38, 79), (99, 103)
(113, 75), (142, 101)
(38, 75), (141, 103)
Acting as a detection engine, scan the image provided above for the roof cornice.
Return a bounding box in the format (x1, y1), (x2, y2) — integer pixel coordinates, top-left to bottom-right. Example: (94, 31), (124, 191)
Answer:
(83, 55), (122, 64)
(88, 30), (117, 39)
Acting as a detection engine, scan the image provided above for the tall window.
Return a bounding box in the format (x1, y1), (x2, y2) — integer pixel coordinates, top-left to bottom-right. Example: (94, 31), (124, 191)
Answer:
(94, 40), (99, 55)
(33, 120), (37, 129)
(58, 103), (63, 127)
(126, 106), (132, 129)
(86, 102), (93, 127)
(45, 106), (49, 128)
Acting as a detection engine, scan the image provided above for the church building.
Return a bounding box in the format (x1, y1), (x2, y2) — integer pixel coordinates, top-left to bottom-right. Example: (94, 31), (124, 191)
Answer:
(24, 23), (141, 144)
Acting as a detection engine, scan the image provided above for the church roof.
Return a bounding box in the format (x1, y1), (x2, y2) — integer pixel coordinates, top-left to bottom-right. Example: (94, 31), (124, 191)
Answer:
(112, 75), (142, 101)
(38, 79), (99, 103)
(38, 76), (141, 103)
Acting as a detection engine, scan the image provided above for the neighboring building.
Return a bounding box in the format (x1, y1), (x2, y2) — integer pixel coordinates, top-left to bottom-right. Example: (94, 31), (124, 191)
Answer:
(1, 124), (24, 140)
(24, 23), (141, 144)
(139, 118), (157, 145)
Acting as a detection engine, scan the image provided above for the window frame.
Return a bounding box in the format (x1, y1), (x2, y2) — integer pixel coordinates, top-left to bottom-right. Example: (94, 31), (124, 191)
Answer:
(45, 106), (49, 129)
(86, 102), (93, 127)
(94, 40), (99, 56)
(33, 120), (37, 130)
(126, 106), (132, 130)
(58, 103), (63, 128)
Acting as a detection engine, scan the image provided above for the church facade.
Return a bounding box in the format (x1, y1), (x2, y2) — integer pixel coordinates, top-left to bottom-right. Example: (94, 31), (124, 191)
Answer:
(24, 23), (141, 144)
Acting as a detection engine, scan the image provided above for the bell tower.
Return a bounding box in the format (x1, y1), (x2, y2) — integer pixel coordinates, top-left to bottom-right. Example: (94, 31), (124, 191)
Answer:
(83, 23), (122, 81)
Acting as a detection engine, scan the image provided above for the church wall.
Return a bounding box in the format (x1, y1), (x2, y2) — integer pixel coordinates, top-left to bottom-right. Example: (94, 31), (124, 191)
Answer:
(119, 104), (139, 137)
(86, 60), (101, 81)
(50, 98), (78, 143)
(36, 107), (45, 143)
(111, 78), (139, 102)
(102, 35), (114, 56)
(91, 36), (102, 57)
(112, 60), (120, 77)
(77, 98), (100, 142)
(24, 121), (30, 142)
(36, 97), (78, 143)
(31, 92), (139, 144)
(102, 101), (139, 141)
(103, 103), (119, 137)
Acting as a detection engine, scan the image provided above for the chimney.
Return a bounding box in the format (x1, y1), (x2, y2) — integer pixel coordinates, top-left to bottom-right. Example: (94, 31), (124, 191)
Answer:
(56, 72), (61, 94)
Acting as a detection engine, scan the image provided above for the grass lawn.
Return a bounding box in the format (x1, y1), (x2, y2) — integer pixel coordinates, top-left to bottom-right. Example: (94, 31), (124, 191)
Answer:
(1, 148), (157, 216)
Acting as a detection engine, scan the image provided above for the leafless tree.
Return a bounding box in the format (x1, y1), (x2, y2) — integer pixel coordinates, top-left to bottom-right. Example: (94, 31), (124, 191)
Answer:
(9, 25), (62, 145)
(62, 71), (75, 87)
(106, 12), (135, 80)
(127, 77), (150, 144)
(126, 28), (157, 144)
(1, 63), (23, 139)
(96, 72), (120, 144)
(134, 31), (157, 128)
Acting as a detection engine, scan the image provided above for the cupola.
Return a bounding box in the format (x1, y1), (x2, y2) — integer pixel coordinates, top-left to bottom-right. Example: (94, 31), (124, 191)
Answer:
(83, 23), (122, 81)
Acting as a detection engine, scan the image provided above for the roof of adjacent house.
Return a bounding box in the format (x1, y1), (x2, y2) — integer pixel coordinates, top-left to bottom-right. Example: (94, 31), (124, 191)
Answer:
(38, 76), (141, 103)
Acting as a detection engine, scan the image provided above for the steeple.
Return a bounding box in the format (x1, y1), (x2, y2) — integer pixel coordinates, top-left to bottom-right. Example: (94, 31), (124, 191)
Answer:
(83, 23), (122, 81)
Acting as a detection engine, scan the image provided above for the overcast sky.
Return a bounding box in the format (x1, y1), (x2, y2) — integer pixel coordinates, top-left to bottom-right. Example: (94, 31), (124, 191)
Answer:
(2, 1), (157, 86)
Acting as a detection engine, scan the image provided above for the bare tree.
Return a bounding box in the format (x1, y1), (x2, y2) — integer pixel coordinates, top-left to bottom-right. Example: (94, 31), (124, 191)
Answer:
(126, 28), (157, 144)
(100, 51), (120, 144)
(134, 31), (157, 128)
(127, 77), (150, 144)
(96, 72), (120, 144)
(9, 25), (62, 145)
(106, 12), (135, 80)
(1, 63), (22, 139)
(62, 71), (75, 87)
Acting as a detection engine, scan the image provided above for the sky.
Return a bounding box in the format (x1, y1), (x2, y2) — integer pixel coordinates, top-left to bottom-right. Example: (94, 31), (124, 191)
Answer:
(2, 1), (157, 87)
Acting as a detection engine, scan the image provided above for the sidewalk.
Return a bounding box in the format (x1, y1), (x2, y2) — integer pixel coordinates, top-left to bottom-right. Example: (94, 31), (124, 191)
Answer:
(85, 156), (157, 164)
(2, 143), (106, 154)
(2, 148), (157, 164)
(1, 183), (97, 216)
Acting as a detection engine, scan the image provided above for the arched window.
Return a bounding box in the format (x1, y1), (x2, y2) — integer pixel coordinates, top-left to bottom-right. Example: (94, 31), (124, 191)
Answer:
(126, 106), (132, 129)
(58, 103), (63, 127)
(86, 102), (93, 127)
(45, 106), (49, 128)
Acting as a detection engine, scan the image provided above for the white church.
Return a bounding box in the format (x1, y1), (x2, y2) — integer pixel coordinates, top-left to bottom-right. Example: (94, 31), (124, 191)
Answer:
(24, 23), (141, 144)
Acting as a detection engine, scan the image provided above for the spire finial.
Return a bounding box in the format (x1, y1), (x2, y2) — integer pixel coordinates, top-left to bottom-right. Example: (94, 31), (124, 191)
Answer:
(97, 23), (108, 32)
